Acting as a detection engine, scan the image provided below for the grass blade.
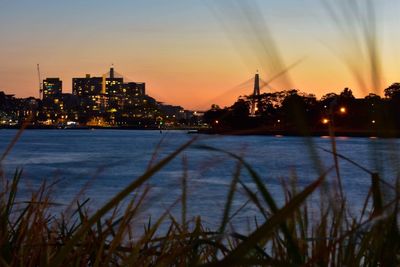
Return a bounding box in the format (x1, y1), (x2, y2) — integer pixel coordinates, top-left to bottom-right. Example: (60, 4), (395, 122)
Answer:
(202, 172), (326, 266)
(49, 137), (197, 267)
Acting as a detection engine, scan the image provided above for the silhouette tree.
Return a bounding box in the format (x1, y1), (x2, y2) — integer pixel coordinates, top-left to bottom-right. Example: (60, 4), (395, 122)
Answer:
(384, 83), (400, 99)
(280, 90), (316, 131)
(339, 87), (355, 100)
(365, 93), (381, 100)
(231, 99), (249, 118)
(320, 93), (338, 108)
(203, 105), (227, 125)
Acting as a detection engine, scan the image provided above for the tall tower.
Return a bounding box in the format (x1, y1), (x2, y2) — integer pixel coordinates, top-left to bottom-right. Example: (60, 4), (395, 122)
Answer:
(250, 72), (261, 116)
(37, 64), (42, 99)
(110, 66), (115, 79)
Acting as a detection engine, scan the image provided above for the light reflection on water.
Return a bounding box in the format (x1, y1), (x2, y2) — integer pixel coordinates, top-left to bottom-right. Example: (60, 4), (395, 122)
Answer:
(1, 129), (399, 230)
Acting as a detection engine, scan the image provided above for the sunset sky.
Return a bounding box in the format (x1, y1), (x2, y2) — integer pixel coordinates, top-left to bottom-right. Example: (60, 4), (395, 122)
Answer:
(0, 0), (399, 110)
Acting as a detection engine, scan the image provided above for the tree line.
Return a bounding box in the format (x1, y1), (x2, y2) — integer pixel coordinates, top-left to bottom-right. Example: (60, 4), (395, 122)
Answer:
(203, 83), (400, 135)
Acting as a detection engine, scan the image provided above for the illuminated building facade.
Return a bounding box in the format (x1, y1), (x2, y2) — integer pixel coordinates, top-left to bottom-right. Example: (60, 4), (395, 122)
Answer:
(0, 66), (195, 128)
(1, 66), (197, 127)
(71, 67), (153, 125)
(72, 75), (103, 97)
(41, 78), (63, 124)
(43, 78), (62, 99)
(72, 75), (107, 121)
(105, 77), (124, 110)
(119, 82), (146, 107)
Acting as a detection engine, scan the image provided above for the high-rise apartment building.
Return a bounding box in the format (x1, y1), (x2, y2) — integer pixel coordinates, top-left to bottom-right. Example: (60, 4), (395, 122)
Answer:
(43, 78), (62, 99)
(72, 74), (107, 118)
(71, 67), (151, 124)
(72, 75), (103, 96)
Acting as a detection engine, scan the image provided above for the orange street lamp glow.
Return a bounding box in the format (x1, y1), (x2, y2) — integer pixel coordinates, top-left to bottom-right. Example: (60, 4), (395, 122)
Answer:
(322, 118), (329, 124)
(340, 107), (346, 114)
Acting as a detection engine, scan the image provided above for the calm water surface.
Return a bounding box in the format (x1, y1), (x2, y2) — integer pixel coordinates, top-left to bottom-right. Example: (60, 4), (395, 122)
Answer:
(1, 129), (399, 229)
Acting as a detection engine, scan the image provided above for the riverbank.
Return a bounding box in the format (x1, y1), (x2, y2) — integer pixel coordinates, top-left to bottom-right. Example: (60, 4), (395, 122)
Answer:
(0, 125), (205, 131)
(197, 127), (400, 138)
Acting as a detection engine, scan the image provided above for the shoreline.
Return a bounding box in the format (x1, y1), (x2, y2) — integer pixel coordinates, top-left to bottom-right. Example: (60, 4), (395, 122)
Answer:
(2, 125), (400, 138)
(0, 125), (205, 131)
(196, 128), (400, 138)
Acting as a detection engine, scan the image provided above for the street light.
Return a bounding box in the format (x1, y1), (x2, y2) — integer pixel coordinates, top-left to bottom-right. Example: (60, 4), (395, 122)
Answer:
(339, 107), (346, 114)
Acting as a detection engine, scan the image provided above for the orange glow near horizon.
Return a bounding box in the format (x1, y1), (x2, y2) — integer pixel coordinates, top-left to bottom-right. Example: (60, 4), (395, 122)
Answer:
(1, 59), (394, 111)
(0, 53), (396, 111)
(0, 1), (398, 111)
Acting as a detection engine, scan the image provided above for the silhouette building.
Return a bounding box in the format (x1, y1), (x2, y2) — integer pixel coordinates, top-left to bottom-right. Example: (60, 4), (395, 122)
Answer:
(43, 78), (62, 99)
(71, 67), (149, 124)
(105, 67), (124, 109)
(72, 75), (103, 96)
(72, 74), (107, 115)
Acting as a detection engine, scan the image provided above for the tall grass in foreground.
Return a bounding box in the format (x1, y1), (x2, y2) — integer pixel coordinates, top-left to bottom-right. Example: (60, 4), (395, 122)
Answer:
(0, 136), (399, 266)
(1, 1), (399, 265)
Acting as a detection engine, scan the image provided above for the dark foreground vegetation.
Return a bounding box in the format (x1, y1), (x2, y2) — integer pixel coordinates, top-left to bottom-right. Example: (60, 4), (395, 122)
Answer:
(1, 132), (400, 266)
(204, 84), (400, 136)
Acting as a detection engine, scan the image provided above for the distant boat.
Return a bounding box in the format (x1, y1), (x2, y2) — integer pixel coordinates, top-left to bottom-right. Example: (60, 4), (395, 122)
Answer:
(187, 129), (198, 134)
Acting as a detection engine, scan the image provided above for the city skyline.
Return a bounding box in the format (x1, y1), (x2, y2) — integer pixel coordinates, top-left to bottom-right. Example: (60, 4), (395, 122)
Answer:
(1, 0), (400, 110)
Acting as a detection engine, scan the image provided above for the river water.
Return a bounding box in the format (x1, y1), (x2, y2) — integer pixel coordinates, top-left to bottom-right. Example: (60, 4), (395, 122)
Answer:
(0, 129), (399, 230)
